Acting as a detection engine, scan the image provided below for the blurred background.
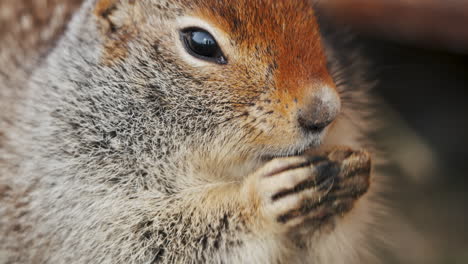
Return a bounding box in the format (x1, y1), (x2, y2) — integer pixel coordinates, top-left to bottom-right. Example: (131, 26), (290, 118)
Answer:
(319, 0), (468, 263)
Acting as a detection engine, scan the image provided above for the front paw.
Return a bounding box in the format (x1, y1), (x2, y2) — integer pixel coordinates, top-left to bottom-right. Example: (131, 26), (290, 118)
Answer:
(243, 147), (371, 232)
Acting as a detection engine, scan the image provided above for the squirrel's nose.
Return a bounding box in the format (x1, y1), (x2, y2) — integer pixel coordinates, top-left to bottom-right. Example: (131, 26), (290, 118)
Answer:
(297, 86), (341, 133)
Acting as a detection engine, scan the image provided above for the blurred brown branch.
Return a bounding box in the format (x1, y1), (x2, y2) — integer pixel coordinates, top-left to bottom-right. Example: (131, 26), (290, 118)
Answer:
(319, 0), (468, 52)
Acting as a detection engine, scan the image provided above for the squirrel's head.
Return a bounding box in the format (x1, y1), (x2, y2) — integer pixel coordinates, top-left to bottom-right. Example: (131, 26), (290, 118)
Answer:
(44, 0), (352, 187)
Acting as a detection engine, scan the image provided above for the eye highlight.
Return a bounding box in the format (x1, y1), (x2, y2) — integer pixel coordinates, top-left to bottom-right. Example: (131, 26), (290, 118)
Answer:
(180, 27), (227, 65)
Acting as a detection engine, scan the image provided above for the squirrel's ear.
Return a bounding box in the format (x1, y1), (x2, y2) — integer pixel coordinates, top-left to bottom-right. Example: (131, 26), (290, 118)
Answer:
(93, 0), (137, 64)
(94, 0), (134, 35)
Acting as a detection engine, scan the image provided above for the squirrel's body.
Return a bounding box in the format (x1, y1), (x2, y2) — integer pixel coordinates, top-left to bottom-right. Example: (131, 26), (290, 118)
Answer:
(1, 1), (383, 263)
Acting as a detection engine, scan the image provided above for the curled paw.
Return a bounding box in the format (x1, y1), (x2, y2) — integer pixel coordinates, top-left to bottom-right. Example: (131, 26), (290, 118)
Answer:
(244, 147), (371, 231)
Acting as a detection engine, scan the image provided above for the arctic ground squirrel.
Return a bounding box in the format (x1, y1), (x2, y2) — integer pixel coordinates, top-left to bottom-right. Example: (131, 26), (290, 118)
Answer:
(0, 0), (384, 263)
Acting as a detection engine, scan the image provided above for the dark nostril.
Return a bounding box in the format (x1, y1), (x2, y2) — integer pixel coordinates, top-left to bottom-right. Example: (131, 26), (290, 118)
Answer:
(297, 116), (332, 133)
(296, 88), (341, 134)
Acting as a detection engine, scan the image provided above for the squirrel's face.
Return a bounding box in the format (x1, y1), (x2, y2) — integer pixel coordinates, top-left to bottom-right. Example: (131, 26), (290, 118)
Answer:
(72, 0), (342, 179)
(172, 1), (342, 155)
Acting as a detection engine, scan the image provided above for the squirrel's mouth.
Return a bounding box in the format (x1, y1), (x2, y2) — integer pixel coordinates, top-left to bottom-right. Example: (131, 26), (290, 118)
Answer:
(224, 135), (325, 180)
(260, 150), (307, 161)
(260, 134), (324, 162)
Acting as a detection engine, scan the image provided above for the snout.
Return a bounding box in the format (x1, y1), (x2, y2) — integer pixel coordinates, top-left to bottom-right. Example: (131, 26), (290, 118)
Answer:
(297, 86), (341, 134)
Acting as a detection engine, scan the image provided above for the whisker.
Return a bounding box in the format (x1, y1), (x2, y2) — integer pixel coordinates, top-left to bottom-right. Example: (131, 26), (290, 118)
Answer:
(235, 124), (258, 146)
(214, 112), (249, 126)
(210, 101), (255, 106)
(250, 130), (264, 143)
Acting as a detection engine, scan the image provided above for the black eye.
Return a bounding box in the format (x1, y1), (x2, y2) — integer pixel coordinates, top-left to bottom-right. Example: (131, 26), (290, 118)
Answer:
(180, 28), (227, 65)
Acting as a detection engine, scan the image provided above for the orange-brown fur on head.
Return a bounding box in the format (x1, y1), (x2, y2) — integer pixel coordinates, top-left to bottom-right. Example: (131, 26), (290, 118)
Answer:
(188, 0), (336, 108)
(174, 0), (339, 150)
